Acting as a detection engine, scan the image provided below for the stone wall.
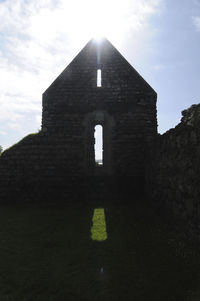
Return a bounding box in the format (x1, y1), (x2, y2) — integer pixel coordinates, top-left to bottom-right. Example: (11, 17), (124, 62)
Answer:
(0, 38), (157, 202)
(147, 104), (200, 234)
(42, 38), (157, 181)
(0, 132), (85, 202)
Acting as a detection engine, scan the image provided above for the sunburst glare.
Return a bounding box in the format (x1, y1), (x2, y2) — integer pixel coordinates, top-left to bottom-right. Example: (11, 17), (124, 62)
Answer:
(58, 0), (137, 44)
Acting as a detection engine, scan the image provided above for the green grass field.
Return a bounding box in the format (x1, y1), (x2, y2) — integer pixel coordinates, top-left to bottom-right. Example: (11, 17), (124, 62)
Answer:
(0, 200), (199, 301)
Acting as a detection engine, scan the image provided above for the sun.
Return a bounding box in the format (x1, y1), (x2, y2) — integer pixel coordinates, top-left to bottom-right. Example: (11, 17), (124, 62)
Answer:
(88, 0), (125, 42)
(59, 0), (130, 45)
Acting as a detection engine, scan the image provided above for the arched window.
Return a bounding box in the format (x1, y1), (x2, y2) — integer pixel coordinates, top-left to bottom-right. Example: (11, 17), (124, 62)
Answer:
(94, 124), (103, 165)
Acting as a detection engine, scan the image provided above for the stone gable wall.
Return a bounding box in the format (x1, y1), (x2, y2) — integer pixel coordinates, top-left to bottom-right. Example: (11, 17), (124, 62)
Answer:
(147, 104), (200, 234)
(0, 39), (157, 202)
(41, 39), (157, 182)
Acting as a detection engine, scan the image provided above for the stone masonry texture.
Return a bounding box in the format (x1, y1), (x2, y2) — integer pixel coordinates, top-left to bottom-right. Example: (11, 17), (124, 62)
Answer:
(146, 104), (200, 236)
(0, 38), (200, 237)
(0, 38), (157, 202)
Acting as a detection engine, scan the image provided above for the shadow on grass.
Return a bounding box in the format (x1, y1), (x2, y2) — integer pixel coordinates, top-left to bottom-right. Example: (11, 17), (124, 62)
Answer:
(0, 200), (199, 301)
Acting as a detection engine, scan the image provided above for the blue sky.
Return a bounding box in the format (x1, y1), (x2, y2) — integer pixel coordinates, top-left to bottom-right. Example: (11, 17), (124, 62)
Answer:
(0, 0), (200, 150)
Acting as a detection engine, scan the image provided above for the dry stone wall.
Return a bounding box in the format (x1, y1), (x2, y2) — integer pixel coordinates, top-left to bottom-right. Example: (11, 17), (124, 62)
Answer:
(0, 132), (85, 202)
(147, 104), (200, 235)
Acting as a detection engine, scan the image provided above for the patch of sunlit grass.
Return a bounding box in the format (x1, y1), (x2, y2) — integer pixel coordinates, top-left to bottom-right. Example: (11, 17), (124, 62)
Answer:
(91, 208), (107, 241)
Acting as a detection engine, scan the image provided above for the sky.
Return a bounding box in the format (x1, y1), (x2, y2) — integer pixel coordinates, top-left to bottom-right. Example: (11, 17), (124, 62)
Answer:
(0, 0), (200, 151)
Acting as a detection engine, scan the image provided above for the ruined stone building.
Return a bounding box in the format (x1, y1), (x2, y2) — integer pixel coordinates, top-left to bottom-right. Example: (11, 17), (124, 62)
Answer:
(0, 38), (200, 235)
(0, 38), (157, 201)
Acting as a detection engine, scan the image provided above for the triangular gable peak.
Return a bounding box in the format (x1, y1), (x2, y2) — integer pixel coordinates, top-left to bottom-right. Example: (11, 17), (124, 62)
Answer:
(42, 38), (157, 134)
(43, 38), (156, 99)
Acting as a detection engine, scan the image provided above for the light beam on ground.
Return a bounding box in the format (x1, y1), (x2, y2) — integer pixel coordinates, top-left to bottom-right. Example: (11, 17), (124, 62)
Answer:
(91, 208), (107, 241)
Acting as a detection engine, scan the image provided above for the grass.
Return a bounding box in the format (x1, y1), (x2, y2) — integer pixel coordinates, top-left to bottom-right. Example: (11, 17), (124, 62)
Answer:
(0, 200), (199, 300)
(91, 208), (107, 241)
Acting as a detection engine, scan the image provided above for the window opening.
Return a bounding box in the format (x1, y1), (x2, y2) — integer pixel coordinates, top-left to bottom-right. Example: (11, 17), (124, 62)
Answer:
(94, 125), (103, 165)
(97, 69), (102, 87)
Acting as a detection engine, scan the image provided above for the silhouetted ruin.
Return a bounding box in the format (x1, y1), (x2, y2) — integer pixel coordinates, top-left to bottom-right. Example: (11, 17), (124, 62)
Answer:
(0, 38), (199, 236)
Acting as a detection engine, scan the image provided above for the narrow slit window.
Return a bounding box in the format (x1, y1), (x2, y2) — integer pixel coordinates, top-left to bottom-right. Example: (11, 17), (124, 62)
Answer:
(97, 69), (102, 87)
(94, 125), (103, 165)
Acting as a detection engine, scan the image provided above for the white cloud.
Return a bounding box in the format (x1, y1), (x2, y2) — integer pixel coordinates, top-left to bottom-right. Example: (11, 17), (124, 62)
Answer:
(0, 130), (6, 135)
(35, 115), (41, 126)
(154, 64), (166, 71)
(0, 0), (163, 148)
(193, 16), (200, 32)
